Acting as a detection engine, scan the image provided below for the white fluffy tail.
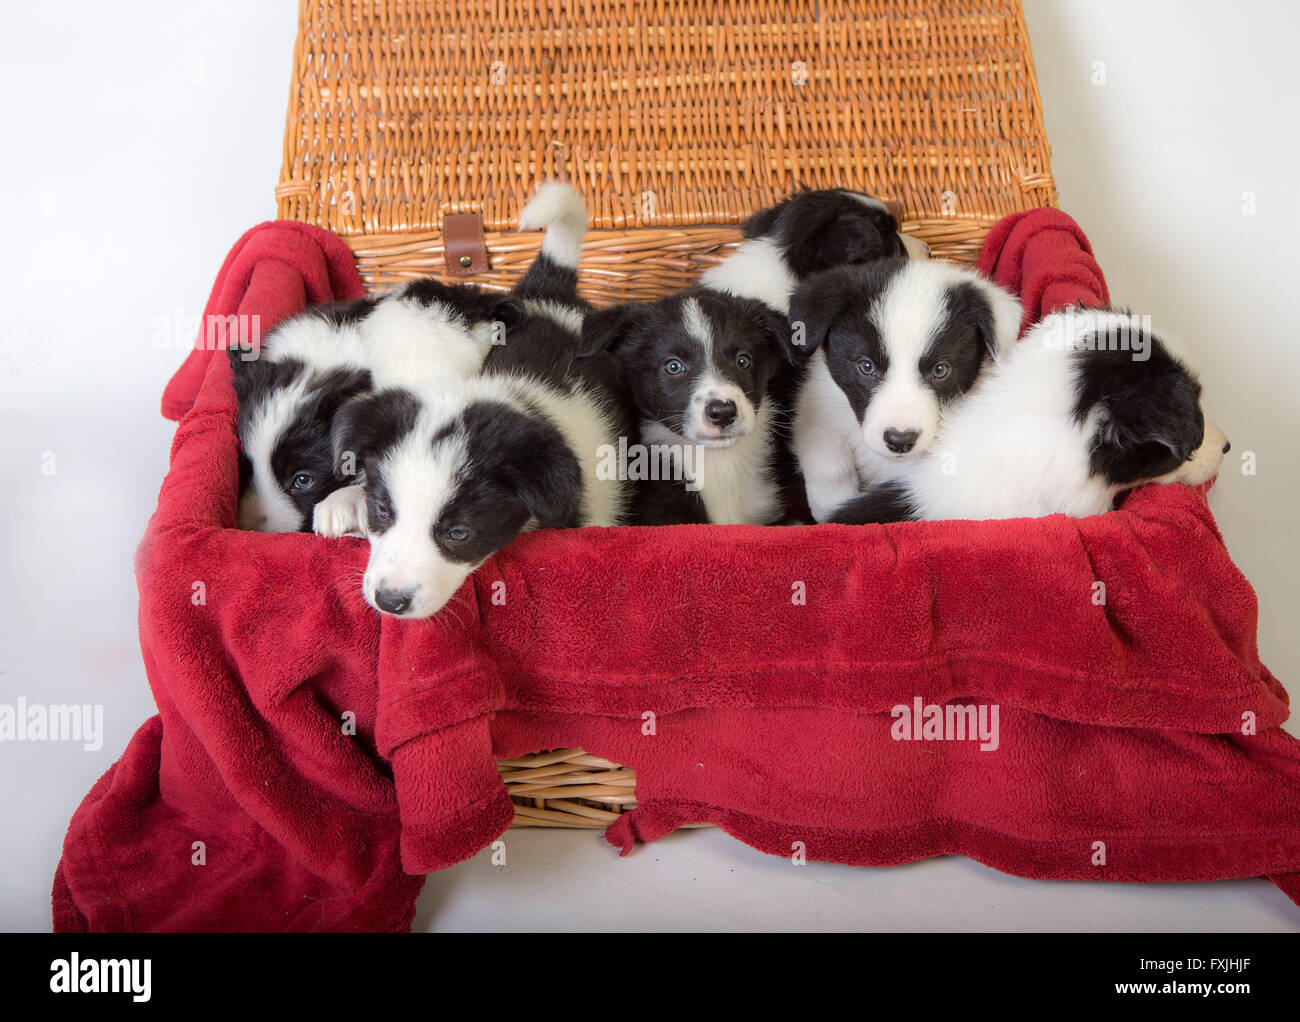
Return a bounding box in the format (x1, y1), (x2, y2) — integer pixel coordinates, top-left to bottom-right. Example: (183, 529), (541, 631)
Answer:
(518, 181), (588, 270)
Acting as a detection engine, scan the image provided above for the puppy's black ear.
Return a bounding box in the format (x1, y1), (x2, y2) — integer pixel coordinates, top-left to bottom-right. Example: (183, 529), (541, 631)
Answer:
(577, 304), (644, 359)
(510, 419), (582, 528)
(331, 388), (421, 482)
(1100, 371), (1205, 460)
(309, 367), (372, 423)
(1084, 346), (1206, 483)
(741, 201), (785, 239)
(230, 356), (308, 441)
(787, 268), (854, 355)
(488, 296), (525, 329)
(465, 403), (583, 527)
(746, 301), (801, 364)
(817, 205), (897, 268)
(948, 280), (1022, 361)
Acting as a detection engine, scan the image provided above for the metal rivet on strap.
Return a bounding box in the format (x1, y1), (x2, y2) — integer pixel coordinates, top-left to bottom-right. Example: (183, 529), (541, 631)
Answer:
(459, 255), (472, 268)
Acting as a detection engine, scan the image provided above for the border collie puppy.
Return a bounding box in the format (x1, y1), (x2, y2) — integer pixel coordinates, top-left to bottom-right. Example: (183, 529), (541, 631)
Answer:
(231, 182), (591, 534)
(232, 280), (511, 532)
(790, 259), (1023, 521)
(699, 187), (929, 315)
(315, 182), (634, 619)
(828, 307), (1229, 523)
(574, 189), (920, 526)
(579, 289), (793, 525)
(230, 312), (374, 534)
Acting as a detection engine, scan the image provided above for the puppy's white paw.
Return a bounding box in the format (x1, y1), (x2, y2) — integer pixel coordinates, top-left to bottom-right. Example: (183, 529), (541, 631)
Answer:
(313, 485), (367, 538)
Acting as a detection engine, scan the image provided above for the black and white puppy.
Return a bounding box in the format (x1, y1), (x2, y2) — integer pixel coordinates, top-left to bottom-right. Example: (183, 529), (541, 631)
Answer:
(231, 278), (508, 532)
(790, 259), (1023, 521)
(699, 187), (929, 315)
(579, 289), (793, 525)
(315, 182), (635, 619)
(574, 188), (925, 526)
(828, 307), (1229, 523)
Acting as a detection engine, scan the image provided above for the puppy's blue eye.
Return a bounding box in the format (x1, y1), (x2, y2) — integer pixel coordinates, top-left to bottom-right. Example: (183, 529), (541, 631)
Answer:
(736, 353), (752, 370)
(856, 358), (876, 377)
(446, 525), (471, 542)
(291, 472), (315, 490)
(664, 359), (685, 375)
(931, 362), (951, 380)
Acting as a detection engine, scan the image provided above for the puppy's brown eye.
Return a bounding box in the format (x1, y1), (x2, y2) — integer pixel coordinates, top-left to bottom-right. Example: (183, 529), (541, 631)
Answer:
(931, 362), (951, 380)
(736, 353), (752, 370)
(856, 358), (876, 376)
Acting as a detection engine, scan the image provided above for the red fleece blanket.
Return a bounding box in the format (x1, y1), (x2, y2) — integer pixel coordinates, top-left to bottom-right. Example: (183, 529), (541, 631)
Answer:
(54, 211), (1300, 932)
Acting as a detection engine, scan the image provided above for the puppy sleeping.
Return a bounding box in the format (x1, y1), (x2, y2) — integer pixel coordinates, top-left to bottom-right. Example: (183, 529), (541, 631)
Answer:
(232, 277), (512, 532)
(314, 182), (636, 619)
(790, 259), (1023, 521)
(700, 187), (929, 313)
(827, 307), (1229, 523)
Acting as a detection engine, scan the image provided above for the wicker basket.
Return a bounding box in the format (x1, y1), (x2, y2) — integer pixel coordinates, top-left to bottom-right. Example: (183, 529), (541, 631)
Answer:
(276, 0), (1057, 825)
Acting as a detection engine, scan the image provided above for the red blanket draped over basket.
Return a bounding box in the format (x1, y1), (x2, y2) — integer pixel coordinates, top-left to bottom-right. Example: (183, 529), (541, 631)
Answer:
(54, 211), (1300, 932)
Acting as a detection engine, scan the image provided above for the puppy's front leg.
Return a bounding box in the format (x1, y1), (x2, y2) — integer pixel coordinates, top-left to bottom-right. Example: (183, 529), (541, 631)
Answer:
(313, 485), (368, 538)
(793, 413), (862, 521)
(802, 451), (863, 523)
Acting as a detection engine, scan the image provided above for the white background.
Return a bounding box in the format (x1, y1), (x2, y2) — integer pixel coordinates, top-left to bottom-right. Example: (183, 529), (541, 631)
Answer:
(1, 1), (1297, 931)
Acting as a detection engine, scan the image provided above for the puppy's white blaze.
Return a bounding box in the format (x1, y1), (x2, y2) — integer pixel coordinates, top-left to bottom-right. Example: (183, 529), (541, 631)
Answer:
(699, 236), (797, 314)
(521, 298), (585, 336)
(237, 377), (318, 532)
(363, 426), (467, 617)
(362, 297), (491, 389)
(518, 181), (588, 270)
(859, 265), (952, 457)
(680, 297), (713, 352)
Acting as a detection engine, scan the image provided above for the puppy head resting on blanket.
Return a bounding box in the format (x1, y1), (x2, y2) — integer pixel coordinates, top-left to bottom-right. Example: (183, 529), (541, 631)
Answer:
(315, 180), (630, 619)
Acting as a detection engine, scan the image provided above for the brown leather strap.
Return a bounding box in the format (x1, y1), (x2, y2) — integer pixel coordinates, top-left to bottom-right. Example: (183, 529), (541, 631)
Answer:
(883, 199), (905, 223)
(443, 213), (488, 276)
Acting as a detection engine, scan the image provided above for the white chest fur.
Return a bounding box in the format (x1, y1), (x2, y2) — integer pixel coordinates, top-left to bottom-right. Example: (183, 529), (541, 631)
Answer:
(642, 402), (782, 525)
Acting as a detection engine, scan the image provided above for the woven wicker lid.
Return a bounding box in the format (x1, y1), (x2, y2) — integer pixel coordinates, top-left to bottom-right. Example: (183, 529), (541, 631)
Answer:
(277, 0), (1056, 298)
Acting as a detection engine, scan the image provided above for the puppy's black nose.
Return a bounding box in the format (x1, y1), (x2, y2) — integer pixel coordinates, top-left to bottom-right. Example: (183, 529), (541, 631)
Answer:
(705, 399), (738, 427)
(883, 428), (919, 454)
(374, 587), (413, 615)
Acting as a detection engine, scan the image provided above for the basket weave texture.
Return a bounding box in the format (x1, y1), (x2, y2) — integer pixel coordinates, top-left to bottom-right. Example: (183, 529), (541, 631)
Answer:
(276, 0), (1056, 825)
(278, 0), (1056, 298)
